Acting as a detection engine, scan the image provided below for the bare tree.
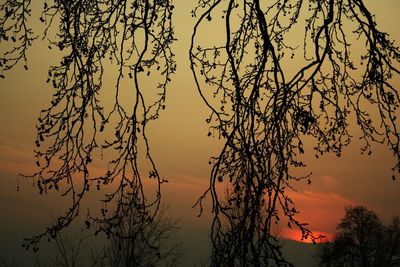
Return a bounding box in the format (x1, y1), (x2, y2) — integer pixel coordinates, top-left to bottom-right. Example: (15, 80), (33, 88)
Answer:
(33, 226), (102, 267)
(190, 0), (400, 265)
(48, 228), (87, 267)
(31, 207), (183, 267)
(1, 0), (400, 265)
(338, 206), (383, 266)
(0, 259), (17, 267)
(1, 0), (175, 251)
(104, 206), (183, 267)
(387, 217), (400, 266)
(315, 206), (400, 267)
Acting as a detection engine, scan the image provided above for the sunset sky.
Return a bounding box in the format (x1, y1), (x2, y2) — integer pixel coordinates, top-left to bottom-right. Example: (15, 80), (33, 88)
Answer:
(1, 0), (400, 266)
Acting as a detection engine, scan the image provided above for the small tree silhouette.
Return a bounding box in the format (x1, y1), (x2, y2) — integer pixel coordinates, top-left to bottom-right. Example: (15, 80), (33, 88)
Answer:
(315, 206), (400, 267)
(19, 207), (182, 267)
(104, 206), (183, 267)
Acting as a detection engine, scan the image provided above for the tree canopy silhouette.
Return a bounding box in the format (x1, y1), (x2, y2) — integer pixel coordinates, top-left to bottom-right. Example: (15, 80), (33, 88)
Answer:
(1, 0), (175, 252)
(1, 0), (400, 265)
(190, 0), (399, 265)
(315, 206), (400, 267)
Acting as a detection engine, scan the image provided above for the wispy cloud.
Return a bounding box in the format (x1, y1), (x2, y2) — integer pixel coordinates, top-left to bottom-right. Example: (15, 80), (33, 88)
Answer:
(281, 189), (359, 242)
(0, 142), (36, 174)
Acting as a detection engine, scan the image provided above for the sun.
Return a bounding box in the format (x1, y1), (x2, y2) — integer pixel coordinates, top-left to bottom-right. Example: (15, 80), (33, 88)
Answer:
(281, 229), (333, 244)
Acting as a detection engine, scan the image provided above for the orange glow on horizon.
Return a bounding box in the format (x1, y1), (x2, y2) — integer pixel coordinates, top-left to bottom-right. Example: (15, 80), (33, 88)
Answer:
(281, 228), (333, 244)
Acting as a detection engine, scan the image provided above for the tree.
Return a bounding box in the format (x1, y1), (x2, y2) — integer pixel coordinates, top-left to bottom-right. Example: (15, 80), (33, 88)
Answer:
(104, 206), (183, 267)
(315, 206), (400, 267)
(190, 0), (400, 265)
(387, 217), (400, 266)
(1, 0), (400, 265)
(12, 206), (182, 267)
(1, 0), (175, 252)
(37, 226), (104, 267)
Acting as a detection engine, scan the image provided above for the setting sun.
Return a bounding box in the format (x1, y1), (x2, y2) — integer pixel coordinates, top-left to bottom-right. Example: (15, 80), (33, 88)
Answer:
(1, 0), (400, 266)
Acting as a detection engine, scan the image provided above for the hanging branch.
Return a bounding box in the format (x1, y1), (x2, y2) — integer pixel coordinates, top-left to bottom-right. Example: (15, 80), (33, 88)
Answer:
(0, 0), (36, 76)
(1, 0), (175, 251)
(190, 0), (399, 265)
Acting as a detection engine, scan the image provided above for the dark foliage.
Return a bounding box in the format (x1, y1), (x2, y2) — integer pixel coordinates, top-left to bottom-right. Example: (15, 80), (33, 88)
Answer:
(315, 206), (400, 267)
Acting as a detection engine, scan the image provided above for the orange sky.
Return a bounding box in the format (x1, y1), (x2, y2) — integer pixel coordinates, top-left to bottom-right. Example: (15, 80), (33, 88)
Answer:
(1, 0), (400, 265)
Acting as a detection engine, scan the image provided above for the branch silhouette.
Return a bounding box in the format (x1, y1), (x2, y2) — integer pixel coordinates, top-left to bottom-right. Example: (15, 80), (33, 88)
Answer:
(190, 0), (400, 265)
(1, 0), (400, 265)
(1, 0), (175, 251)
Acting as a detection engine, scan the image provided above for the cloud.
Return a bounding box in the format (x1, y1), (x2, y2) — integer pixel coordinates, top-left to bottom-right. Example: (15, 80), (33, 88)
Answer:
(319, 175), (338, 189)
(0, 142), (36, 173)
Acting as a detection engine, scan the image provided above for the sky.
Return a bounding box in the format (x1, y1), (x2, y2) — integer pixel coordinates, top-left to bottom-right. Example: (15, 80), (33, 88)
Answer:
(1, 0), (400, 266)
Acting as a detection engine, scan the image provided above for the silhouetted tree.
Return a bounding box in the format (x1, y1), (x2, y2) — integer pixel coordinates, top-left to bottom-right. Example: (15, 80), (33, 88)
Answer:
(1, 0), (175, 251)
(1, 0), (400, 265)
(190, 0), (400, 265)
(38, 207), (183, 267)
(315, 206), (400, 267)
(48, 228), (87, 267)
(0, 259), (17, 267)
(35, 226), (104, 267)
(387, 217), (400, 266)
(104, 206), (183, 267)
